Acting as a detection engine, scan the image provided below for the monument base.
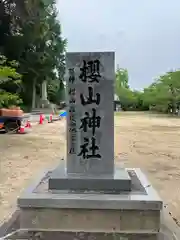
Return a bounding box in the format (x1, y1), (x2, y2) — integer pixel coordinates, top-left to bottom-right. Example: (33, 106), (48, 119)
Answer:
(48, 165), (131, 192)
(40, 99), (51, 108)
(17, 168), (163, 239)
(1, 209), (180, 240)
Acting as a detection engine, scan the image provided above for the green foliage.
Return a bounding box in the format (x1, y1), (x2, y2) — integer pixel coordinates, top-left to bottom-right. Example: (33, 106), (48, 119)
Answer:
(141, 71), (180, 113)
(0, 0), (66, 109)
(115, 67), (137, 110)
(0, 56), (21, 85)
(0, 55), (22, 107)
(115, 68), (180, 114)
(115, 67), (129, 92)
(0, 91), (22, 108)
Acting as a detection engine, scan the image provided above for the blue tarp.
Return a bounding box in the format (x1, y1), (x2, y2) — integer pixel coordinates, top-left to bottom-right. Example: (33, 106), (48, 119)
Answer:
(59, 111), (67, 117)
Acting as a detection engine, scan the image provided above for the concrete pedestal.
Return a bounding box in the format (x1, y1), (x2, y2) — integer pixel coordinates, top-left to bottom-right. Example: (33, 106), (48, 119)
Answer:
(48, 165), (131, 192)
(1, 209), (180, 240)
(17, 168), (163, 239)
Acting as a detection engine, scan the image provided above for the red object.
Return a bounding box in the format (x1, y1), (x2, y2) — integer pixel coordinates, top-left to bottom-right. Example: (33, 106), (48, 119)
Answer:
(25, 120), (31, 128)
(39, 114), (43, 124)
(19, 126), (25, 134)
(50, 114), (53, 122)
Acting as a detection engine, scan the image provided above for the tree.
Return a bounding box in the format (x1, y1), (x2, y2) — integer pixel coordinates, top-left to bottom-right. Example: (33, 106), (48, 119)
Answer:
(0, 0), (66, 109)
(115, 65), (180, 113)
(17, 0), (66, 108)
(115, 67), (136, 110)
(115, 67), (129, 92)
(0, 55), (22, 107)
(142, 70), (180, 113)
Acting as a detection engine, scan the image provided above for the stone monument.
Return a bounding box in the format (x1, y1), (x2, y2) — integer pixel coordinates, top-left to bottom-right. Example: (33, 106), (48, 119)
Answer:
(49, 51), (131, 191)
(32, 80), (56, 114)
(41, 80), (49, 106)
(17, 52), (163, 240)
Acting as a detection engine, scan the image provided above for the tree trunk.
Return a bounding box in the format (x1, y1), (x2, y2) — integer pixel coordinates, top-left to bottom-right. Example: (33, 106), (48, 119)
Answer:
(32, 78), (36, 109)
(169, 85), (177, 114)
(41, 80), (48, 101)
(170, 99), (177, 115)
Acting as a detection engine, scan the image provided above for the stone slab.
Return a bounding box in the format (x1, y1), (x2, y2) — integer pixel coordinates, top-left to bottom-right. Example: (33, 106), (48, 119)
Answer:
(66, 52), (115, 175)
(19, 167), (162, 232)
(0, 231), (170, 240)
(18, 168), (162, 210)
(1, 210), (180, 240)
(48, 165), (131, 191)
(20, 208), (160, 232)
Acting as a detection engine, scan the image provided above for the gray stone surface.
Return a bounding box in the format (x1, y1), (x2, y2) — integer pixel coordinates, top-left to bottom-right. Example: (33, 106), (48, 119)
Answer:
(1, 209), (180, 240)
(48, 164), (131, 191)
(66, 52), (115, 175)
(0, 168), (170, 239)
(18, 169), (162, 235)
(18, 168), (162, 210)
(20, 208), (160, 232)
(0, 231), (170, 240)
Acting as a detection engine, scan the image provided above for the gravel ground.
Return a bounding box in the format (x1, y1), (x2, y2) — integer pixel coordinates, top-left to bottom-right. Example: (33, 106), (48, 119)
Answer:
(1, 112), (180, 226)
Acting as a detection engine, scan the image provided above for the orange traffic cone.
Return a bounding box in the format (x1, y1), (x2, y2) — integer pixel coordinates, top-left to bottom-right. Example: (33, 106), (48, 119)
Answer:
(25, 120), (32, 128)
(18, 125), (25, 134)
(50, 114), (53, 123)
(39, 114), (43, 124)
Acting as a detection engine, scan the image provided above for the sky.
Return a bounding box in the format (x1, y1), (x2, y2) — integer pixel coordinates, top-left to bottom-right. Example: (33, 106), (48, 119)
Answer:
(57, 0), (180, 90)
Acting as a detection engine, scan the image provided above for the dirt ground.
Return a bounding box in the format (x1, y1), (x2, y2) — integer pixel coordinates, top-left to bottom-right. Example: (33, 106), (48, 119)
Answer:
(1, 112), (180, 225)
